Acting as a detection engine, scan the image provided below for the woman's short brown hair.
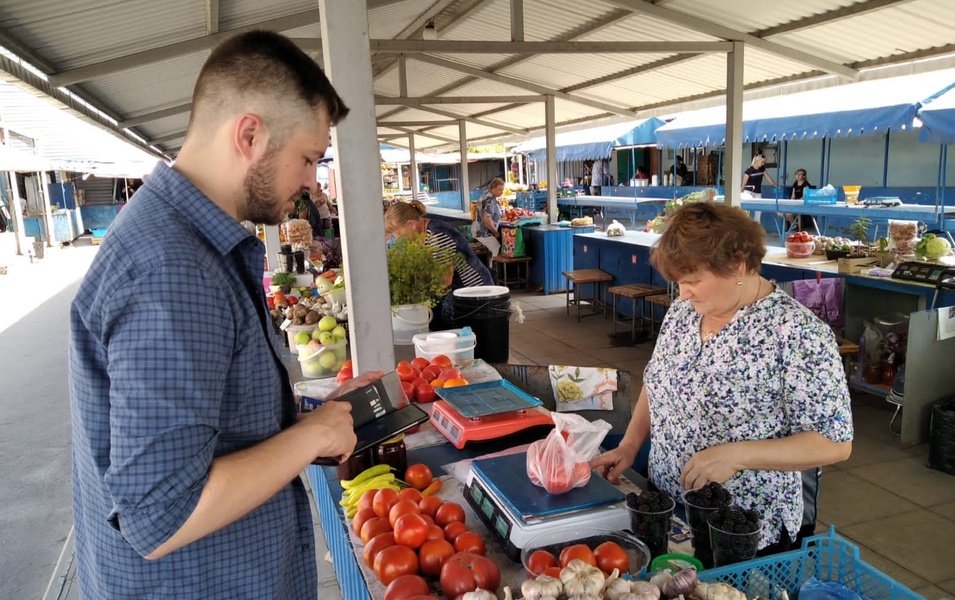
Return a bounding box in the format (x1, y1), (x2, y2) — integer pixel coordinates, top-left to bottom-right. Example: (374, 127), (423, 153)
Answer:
(384, 200), (427, 234)
(650, 202), (766, 280)
(489, 178), (505, 190)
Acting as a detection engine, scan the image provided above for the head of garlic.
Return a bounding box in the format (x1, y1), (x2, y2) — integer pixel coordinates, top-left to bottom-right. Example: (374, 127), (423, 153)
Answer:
(560, 559), (606, 597)
(521, 575), (562, 600)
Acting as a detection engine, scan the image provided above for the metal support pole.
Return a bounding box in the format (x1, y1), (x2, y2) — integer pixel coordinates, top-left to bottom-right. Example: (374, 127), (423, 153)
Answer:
(5, 170), (27, 255)
(882, 130), (890, 187)
(38, 171), (54, 247)
(781, 140), (788, 191)
(408, 133), (418, 202)
(825, 137), (833, 186)
(544, 95), (557, 223)
(820, 136), (827, 187)
(724, 42), (744, 206)
(458, 120), (469, 212)
(510, 0), (524, 42)
(320, 0), (394, 373)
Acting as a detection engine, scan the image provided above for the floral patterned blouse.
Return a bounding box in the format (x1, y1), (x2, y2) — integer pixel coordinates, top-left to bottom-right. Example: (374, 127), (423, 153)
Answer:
(644, 287), (853, 548)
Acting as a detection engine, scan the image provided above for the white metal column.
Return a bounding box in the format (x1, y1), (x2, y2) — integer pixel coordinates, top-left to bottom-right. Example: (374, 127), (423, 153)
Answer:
(38, 170), (54, 247)
(458, 120), (469, 212)
(725, 42), (744, 207)
(545, 95), (557, 223)
(408, 133), (418, 202)
(319, 0), (395, 372)
(4, 169), (27, 255)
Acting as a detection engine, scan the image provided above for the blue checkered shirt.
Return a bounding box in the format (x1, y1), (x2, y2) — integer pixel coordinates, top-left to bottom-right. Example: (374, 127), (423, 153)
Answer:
(69, 163), (317, 599)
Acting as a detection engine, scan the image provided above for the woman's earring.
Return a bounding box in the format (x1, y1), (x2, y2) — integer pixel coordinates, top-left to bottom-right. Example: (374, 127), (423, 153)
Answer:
(736, 279), (743, 286)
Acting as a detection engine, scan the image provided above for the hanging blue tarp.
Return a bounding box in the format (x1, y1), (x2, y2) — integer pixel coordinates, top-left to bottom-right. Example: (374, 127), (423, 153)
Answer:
(918, 85), (955, 143)
(514, 117), (665, 162)
(655, 70), (955, 148)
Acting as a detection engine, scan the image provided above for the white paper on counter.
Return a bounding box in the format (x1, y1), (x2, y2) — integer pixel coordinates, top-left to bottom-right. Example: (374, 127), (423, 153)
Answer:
(939, 306), (955, 341)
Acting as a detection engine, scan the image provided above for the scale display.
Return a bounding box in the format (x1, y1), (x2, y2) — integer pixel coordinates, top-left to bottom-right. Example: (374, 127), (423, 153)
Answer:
(891, 261), (955, 285)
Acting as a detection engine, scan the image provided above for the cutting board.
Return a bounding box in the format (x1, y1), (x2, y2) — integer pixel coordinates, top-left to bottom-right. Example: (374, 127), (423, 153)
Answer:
(471, 452), (624, 520)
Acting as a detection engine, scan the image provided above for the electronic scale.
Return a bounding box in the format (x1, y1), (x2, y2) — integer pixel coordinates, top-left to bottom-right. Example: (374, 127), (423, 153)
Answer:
(430, 380), (554, 449)
(891, 261), (955, 285)
(862, 196), (902, 207)
(465, 453), (631, 560)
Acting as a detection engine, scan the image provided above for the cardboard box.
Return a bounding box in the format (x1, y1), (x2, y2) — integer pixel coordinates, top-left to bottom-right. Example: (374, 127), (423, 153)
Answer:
(837, 257), (879, 274)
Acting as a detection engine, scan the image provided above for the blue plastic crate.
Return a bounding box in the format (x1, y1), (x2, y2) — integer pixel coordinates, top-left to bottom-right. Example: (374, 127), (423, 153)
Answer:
(698, 527), (921, 600)
(804, 189), (838, 205)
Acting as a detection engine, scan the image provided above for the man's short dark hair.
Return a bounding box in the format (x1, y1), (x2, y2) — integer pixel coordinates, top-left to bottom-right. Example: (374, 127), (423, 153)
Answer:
(188, 31), (349, 142)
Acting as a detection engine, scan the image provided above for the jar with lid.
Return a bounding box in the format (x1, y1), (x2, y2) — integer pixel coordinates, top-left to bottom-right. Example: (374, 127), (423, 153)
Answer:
(375, 434), (407, 475)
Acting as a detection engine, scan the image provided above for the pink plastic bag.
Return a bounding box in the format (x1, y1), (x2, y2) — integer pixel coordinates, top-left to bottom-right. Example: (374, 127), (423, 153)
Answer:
(526, 413), (611, 495)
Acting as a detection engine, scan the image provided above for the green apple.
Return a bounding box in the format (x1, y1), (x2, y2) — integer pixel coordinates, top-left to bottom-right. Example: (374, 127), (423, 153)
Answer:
(318, 316), (338, 332)
(331, 325), (347, 341)
(311, 328), (324, 341)
(318, 351), (338, 369)
(318, 331), (335, 345)
(294, 331), (312, 346)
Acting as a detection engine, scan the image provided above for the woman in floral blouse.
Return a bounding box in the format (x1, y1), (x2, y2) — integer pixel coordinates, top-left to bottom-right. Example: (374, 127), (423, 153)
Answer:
(592, 202), (853, 554)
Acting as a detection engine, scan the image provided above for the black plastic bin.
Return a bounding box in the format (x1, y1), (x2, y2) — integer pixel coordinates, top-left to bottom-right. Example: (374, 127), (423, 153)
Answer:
(451, 285), (511, 363)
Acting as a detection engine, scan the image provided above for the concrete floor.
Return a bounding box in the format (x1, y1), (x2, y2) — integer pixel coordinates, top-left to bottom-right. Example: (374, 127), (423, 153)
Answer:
(3, 231), (954, 599)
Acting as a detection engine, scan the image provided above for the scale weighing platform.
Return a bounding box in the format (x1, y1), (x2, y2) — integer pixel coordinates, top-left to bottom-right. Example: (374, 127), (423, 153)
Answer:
(465, 453), (630, 560)
(430, 380), (554, 449)
(891, 261), (955, 285)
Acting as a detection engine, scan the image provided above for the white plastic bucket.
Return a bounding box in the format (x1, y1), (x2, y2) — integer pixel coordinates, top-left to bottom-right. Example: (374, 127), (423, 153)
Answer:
(412, 329), (477, 364)
(392, 304), (433, 345)
(285, 324), (315, 355)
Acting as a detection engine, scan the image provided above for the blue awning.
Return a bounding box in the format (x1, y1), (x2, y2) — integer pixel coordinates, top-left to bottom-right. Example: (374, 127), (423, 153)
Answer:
(514, 117), (665, 162)
(918, 86), (955, 143)
(655, 70), (955, 148)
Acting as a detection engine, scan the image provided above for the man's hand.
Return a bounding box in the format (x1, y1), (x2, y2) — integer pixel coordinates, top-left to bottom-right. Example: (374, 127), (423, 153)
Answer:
(326, 370), (385, 401)
(680, 443), (741, 491)
(299, 401), (356, 462)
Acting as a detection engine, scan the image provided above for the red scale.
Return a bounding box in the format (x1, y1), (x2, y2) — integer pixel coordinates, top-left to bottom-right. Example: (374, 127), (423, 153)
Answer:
(429, 380), (554, 449)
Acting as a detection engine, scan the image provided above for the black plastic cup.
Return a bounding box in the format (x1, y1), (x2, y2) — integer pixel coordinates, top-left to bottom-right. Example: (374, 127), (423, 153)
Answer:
(682, 490), (727, 569)
(628, 495), (676, 558)
(709, 520), (760, 567)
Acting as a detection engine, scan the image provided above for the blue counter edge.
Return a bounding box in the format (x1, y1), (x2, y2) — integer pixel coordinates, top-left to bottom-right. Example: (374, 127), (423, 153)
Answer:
(306, 465), (371, 600)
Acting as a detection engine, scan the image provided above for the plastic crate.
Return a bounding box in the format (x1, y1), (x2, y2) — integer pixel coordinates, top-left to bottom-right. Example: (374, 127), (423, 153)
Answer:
(697, 527), (921, 600)
(803, 189), (838, 205)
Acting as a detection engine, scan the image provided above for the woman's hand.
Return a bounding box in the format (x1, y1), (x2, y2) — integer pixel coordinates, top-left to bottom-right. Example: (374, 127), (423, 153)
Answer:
(590, 442), (639, 485)
(680, 443), (742, 491)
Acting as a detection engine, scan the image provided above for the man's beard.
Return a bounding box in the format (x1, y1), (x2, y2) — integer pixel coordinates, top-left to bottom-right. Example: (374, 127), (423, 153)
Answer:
(243, 147), (296, 225)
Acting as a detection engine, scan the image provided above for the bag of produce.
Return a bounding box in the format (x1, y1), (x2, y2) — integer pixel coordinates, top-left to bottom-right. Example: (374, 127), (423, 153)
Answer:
(526, 413), (611, 495)
(792, 278), (844, 329)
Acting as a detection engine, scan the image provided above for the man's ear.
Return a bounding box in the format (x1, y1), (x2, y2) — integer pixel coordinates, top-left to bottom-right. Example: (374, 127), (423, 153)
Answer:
(234, 113), (267, 162)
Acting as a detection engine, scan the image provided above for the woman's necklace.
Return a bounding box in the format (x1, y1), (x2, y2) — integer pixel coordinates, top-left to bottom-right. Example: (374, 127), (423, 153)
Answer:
(700, 278), (765, 343)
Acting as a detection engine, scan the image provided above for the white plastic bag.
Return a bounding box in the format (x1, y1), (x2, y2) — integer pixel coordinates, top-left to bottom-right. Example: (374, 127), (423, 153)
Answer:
(526, 413), (612, 495)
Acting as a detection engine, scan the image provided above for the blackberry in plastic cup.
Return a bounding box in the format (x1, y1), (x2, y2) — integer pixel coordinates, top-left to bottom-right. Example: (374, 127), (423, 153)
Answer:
(707, 507), (761, 567)
(682, 483), (733, 569)
(627, 491), (675, 559)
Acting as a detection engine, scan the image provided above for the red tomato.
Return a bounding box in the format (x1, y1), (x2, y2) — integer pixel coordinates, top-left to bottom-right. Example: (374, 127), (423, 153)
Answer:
(418, 539), (456, 577)
(396, 364), (416, 382)
(573, 462), (592, 485)
(360, 517), (392, 544)
(430, 355), (453, 369)
(405, 464), (433, 491)
(357, 489), (378, 513)
(341, 359), (353, 371)
(440, 552), (501, 598)
(363, 531), (396, 567)
(442, 521), (469, 543)
(439, 367), (462, 381)
(374, 545), (419, 585)
(424, 524), (445, 541)
(526, 549), (559, 577)
(393, 513), (430, 549)
(434, 502), (466, 527)
(410, 357), (431, 371)
(352, 507), (377, 536)
(287, 295), (298, 306)
(419, 514), (435, 527)
(541, 566), (562, 578)
(388, 499), (421, 528)
(373, 488), (400, 519)
(415, 383), (437, 403)
(419, 367), (439, 383)
(400, 381), (416, 402)
(559, 544), (597, 568)
(397, 360), (411, 370)
(786, 234), (796, 242)
(399, 488), (423, 504)
(337, 367), (353, 385)
(418, 496), (443, 518)
(384, 574), (430, 600)
(453, 531), (485, 555)
(594, 541), (630, 575)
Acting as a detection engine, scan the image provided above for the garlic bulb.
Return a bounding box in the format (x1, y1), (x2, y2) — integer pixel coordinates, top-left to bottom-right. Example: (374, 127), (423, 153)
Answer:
(560, 559), (606, 597)
(521, 575), (562, 600)
(632, 581), (663, 599)
(603, 571), (633, 600)
(461, 588), (497, 600)
(650, 570), (673, 592)
(690, 582), (747, 600)
(662, 568), (698, 598)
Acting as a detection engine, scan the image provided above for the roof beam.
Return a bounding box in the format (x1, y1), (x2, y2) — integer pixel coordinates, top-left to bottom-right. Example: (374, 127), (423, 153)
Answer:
(601, 0), (859, 79)
(205, 0), (219, 35)
(119, 103), (192, 128)
(510, 0), (524, 42)
(376, 95), (544, 105)
(402, 104), (528, 135)
(150, 130), (188, 144)
(386, 125), (458, 145)
(371, 40), (731, 54)
(49, 9), (322, 87)
(394, 0), (458, 40)
(411, 54), (637, 118)
(378, 120), (462, 126)
(755, 0), (916, 38)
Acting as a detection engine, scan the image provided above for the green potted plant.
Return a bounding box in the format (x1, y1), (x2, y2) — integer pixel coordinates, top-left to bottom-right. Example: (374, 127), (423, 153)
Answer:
(271, 271), (297, 294)
(387, 233), (452, 344)
(872, 236), (894, 267)
(847, 216), (872, 257)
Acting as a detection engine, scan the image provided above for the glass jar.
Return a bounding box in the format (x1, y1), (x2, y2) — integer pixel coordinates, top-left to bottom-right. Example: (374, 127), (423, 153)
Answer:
(337, 448), (373, 482)
(375, 434), (407, 476)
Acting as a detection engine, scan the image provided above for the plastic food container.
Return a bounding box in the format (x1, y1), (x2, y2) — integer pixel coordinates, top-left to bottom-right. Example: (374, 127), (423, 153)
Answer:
(297, 338), (348, 378)
(843, 185), (862, 204)
(412, 328), (476, 364)
(785, 241), (815, 258)
(285, 324), (316, 354)
(521, 527), (652, 579)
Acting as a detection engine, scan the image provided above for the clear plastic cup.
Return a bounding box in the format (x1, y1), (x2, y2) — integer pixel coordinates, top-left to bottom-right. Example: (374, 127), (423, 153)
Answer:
(682, 490), (730, 569)
(709, 520), (760, 567)
(628, 495), (675, 559)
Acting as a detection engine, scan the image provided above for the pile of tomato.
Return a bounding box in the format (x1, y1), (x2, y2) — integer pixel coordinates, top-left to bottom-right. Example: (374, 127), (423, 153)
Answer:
(785, 230), (813, 244)
(525, 540), (631, 578)
(338, 355), (470, 402)
(352, 464), (500, 600)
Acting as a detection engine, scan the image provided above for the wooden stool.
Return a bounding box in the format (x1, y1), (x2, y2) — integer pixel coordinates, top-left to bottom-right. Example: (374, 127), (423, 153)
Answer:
(492, 255), (532, 291)
(563, 269), (613, 321)
(608, 284), (666, 341)
(645, 293), (673, 336)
